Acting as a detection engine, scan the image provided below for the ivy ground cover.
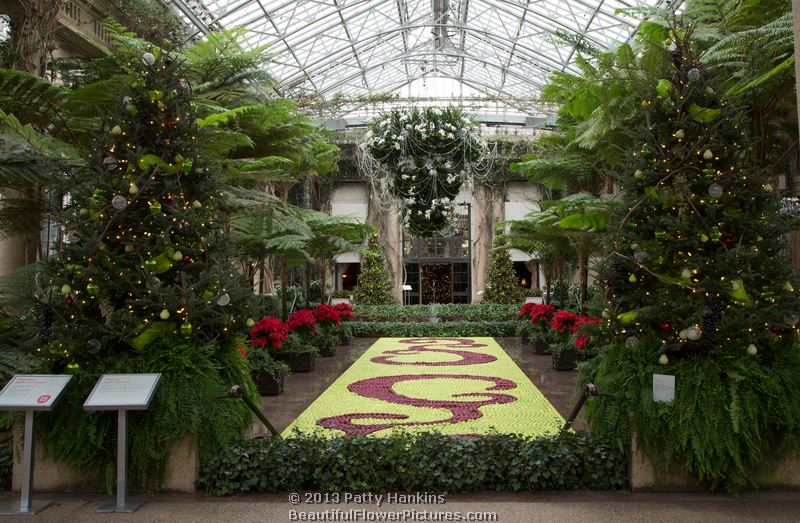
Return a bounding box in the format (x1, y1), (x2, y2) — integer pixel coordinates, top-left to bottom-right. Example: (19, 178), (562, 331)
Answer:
(283, 338), (564, 438)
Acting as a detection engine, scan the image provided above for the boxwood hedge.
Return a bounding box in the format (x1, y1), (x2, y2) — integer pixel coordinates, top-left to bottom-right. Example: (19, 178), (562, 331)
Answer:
(197, 431), (625, 495)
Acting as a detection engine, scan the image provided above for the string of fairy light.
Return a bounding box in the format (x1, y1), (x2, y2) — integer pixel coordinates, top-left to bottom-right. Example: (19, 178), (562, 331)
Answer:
(42, 50), (252, 361)
(605, 64), (800, 362)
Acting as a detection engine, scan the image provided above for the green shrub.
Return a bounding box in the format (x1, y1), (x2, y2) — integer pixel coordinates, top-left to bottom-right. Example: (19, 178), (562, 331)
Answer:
(352, 304), (518, 323)
(579, 338), (800, 492)
(197, 431), (625, 495)
(36, 338), (256, 491)
(350, 321), (518, 338)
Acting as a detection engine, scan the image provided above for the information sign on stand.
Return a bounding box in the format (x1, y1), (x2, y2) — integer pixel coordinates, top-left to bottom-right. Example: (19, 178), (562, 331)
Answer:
(84, 373), (161, 513)
(0, 375), (72, 516)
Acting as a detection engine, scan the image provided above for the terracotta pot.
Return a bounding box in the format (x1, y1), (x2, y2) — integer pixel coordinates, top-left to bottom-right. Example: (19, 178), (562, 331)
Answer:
(552, 348), (578, 371)
(253, 369), (284, 395)
(279, 351), (316, 372)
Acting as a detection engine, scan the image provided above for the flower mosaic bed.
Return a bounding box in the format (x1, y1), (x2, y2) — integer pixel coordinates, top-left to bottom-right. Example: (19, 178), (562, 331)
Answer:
(283, 338), (564, 438)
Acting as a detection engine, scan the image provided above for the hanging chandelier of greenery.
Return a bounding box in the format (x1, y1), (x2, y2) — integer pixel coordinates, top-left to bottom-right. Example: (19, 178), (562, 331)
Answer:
(364, 106), (486, 237)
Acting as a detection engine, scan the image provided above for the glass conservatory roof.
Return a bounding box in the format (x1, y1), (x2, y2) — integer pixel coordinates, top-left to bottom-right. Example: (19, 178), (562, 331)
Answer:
(170, 0), (672, 116)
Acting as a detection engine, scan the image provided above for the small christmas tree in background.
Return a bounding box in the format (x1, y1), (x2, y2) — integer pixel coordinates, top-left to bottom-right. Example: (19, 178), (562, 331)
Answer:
(352, 234), (395, 304)
(482, 241), (526, 304)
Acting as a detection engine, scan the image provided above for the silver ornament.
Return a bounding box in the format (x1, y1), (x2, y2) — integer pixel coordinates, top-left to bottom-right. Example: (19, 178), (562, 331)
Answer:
(141, 52), (156, 66)
(103, 156), (118, 171)
(634, 250), (650, 263)
(625, 336), (640, 349)
(111, 195), (127, 210)
(687, 326), (702, 340)
(216, 292), (231, 306)
(687, 68), (701, 82)
(708, 183), (723, 198)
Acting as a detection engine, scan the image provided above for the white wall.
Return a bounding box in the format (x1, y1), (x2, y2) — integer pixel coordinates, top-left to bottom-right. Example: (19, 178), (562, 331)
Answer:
(504, 181), (541, 262)
(331, 183), (368, 263)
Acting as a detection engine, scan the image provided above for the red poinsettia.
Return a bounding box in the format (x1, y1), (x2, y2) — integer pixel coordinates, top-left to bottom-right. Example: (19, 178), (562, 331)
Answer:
(529, 304), (557, 326)
(519, 302), (536, 318)
(315, 304), (342, 326)
(551, 310), (580, 334)
(334, 302), (353, 321)
(573, 316), (602, 349)
(250, 316), (288, 349)
(287, 309), (317, 334)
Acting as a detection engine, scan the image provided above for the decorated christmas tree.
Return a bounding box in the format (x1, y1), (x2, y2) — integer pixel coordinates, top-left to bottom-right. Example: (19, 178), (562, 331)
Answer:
(602, 41), (799, 359)
(41, 48), (257, 362)
(585, 32), (800, 491)
(352, 234), (394, 304)
(482, 242), (525, 304)
(24, 46), (258, 486)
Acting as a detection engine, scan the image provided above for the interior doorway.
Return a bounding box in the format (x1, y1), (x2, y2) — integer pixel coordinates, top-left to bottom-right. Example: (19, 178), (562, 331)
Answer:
(420, 263), (452, 304)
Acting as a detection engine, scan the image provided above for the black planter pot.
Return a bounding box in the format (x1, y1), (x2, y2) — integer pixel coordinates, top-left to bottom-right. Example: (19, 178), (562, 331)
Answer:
(319, 343), (336, 357)
(279, 351), (316, 372)
(552, 348), (578, 371)
(253, 370), (284, 395)
(533, 339), (550, 355)
(520, 331), (531, 345)
(339, 330), (351, 346)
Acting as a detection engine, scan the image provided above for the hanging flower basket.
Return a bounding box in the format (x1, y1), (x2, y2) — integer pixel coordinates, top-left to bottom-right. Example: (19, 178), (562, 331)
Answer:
(364, 106), (486, 237)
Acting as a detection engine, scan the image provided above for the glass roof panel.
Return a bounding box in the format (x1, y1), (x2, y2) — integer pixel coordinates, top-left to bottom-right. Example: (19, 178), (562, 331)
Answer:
(169, 0), (673, 116)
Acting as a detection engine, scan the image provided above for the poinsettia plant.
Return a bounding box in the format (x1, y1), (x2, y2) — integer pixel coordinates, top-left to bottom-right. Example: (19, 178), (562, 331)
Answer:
(334, 302), (353, 321)
(551, 310), (580, 335)
(364, 106), (485, 237)
(573, 316), (602, 350)
(249, 316), (289, 356)
(287, 309), (317, 336)
(314, 304), (342, 326)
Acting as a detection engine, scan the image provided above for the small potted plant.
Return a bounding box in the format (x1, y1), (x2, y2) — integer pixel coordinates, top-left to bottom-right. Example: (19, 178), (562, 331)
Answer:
(314, 304), (342, 357)
(247, 348), (290, 395)
(248, 316), (290, 393)
(519, 303), (557, 354)
(334, 302), (353, 346)
(573, 316), (602, 361)
(550, 309), (579, 370)
(279, 332), (318, 372)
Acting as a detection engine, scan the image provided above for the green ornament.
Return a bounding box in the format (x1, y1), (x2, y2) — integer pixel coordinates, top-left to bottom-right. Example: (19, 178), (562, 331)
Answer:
(86, 283), (99, 297)
(180, 322), (193, 337)
(202, 290), (214, 300)
(60, 284), (72, 295)
(143, 258), (158, 270)
(710, 227), (722, 241)
(654, 230), (667, 240)
(149, 201), (162, 213)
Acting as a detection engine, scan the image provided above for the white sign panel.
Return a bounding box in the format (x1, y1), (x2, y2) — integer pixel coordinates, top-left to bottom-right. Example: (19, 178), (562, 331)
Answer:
(84, 374), (161, 411)
(653, 374), (676, 403)
(0, 375), (72, 411)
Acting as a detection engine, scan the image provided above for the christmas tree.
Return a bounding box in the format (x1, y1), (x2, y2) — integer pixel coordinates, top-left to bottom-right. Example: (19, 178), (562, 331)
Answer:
(602, 41), (799, 359)
(584, 33), (800, 491)
(41, 48), (257, 362)
(482, 242), (525, 304)
(352, 234), (394, 305)
(24, 47), (259, 486)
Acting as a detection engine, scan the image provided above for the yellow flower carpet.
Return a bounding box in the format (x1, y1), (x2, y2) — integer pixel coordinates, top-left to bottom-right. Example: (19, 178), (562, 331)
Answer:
(283, 337), (564, 438)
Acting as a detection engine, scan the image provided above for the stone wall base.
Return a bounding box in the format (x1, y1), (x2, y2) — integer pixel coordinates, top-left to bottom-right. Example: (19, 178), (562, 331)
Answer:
(12, 424), (198, 493)
(630, 434), (800, 491)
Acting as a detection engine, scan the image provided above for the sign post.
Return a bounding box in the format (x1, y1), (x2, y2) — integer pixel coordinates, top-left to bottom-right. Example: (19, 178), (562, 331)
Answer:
(83, 373), (161, 513)
(0, 374), (72, 516)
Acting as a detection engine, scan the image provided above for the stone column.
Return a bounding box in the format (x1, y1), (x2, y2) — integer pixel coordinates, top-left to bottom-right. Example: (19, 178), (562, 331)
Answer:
(471, 183), (505, 302)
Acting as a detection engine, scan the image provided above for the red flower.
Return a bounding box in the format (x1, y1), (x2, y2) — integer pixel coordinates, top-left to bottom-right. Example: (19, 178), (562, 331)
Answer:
(529, 304), (557, 326)
(237, 344), (248, 358)
(334, 302), (353, 321)
(551, 310), (580, 334)
(250, 316), (288, 349)
(575, 335), (590, 349)
(315, 304), (342, 326)
(287, 309), (317, 334)
(519, 303), (536, 318)
(573, 316), (601, 349)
